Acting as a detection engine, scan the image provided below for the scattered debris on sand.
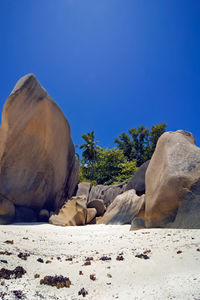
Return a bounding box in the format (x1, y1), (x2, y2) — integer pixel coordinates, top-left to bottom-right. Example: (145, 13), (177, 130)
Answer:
(89, 274), (96, 281)
(40, 275), (71, 288)
(0, 250), (12, 256)
(18, 252), (30, 260)
(4, 240), (14, 245)
(0, 260), (8, 264)
(0, 266), (26, 279)
(116, 255), (124, 261)
(12, 290), (24, 299)
(135, 253), (150, 260)
(78, 287), (88, 297)
(100, 256), (111, 261)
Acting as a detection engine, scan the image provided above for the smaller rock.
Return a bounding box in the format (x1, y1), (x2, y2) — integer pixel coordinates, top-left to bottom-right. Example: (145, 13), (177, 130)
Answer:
(49, 197), (87, 226)
(76, 182), (91, 200)
(87, 199), (105, 216)
(86, 208), (97, 224)
(98, 190), (144, 225)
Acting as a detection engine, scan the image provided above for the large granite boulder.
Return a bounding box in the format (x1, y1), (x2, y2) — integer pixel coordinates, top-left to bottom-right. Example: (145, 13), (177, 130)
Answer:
(0, 74), (78, 216)
(15, 206), (37, 223)
(49, 196), (87, 226)
(125, 160), (150, 195)
(88, 183), (126, 208)
(38, 209), (50, 222)
(97, 189), (144, 225)
(145, 130), (200, 228)
(0, 195), (15, 224)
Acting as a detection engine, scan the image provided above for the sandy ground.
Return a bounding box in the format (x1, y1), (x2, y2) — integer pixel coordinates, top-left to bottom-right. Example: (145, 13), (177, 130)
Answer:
(0, 224), (200, 300)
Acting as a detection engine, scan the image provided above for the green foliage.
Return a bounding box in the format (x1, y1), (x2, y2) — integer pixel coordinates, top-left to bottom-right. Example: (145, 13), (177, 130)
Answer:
(79, 146), (138, 185)
(78, 123), (166, 185)
(93, 148), (137, 185)
(114, 123), (166, 166)
(78, 164), (97, 186)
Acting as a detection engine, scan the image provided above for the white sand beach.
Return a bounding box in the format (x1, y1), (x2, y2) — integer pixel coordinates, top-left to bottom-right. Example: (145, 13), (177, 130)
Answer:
(0, 224), (200, 300)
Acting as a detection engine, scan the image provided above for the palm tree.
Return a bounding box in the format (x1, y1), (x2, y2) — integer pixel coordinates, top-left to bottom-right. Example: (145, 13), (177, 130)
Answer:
(79, 131), (98, 164)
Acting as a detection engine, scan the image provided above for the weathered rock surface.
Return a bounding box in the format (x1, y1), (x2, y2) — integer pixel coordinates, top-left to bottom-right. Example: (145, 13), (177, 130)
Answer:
(0, 74), (78, 216)
(130, 195), (145, 230)
(88, 183), (126, 208)
(125, 160), (150, 195)
(165, 178), (200, 229)
(0, 195), (15, 224)
(38, 209), (50, 222)
(87, 199), (105, 216)
(86, 208), (97, 224)
(15, 206), (37, 223)
(145, 130), (200, 228)
(49, 196), (87, 226)
(97, 190), (144, 225)
(76, 182), (91, 201)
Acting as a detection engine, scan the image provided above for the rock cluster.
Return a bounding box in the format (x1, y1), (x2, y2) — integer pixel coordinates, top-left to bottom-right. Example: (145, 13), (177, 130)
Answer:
(49, 195), (106, 226)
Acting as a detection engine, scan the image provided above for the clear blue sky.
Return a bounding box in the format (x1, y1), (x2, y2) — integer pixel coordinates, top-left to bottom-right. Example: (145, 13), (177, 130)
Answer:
(0, 0), (200, 149)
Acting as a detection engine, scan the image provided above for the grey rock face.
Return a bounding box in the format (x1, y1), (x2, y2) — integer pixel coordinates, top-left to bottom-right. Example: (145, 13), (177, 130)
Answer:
(88, 183), (126, 208)
(166, 178), (200, 229)
(98, 190), (144, 225)
(76, 182), (91, 201)
(125, 160), (150, 196)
